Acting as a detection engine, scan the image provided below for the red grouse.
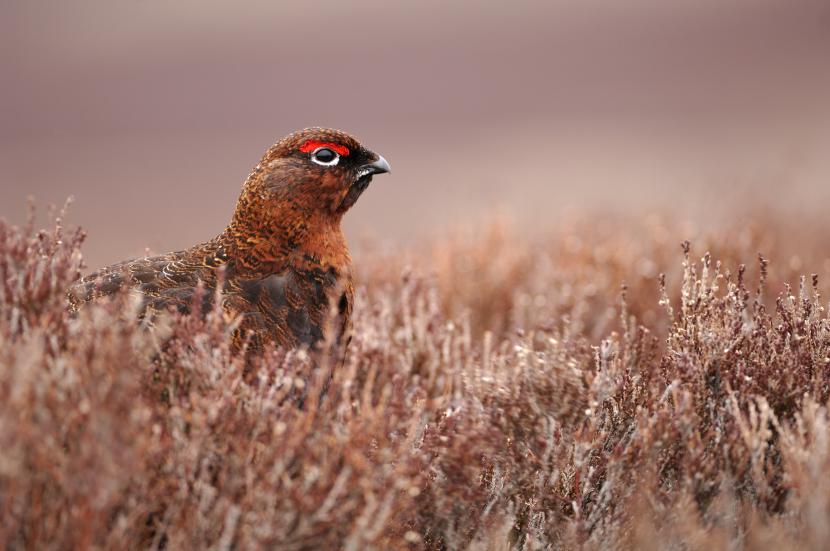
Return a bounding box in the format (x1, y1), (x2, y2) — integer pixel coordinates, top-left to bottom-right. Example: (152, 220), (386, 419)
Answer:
(68, 128), (391, 351)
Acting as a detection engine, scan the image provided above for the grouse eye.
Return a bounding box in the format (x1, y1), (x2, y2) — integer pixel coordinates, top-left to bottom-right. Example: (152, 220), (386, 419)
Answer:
(310, 147), (339, 166)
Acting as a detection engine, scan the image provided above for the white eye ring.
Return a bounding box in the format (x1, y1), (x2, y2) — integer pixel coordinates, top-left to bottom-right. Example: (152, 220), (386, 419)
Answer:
(310, 147), (340, 167)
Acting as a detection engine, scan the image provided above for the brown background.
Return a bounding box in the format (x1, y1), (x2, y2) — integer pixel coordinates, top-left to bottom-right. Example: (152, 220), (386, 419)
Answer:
(2, 0), (829, 269)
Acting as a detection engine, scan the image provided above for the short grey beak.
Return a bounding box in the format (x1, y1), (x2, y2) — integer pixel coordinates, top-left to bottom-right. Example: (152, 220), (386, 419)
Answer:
(365, 155), (391, 175)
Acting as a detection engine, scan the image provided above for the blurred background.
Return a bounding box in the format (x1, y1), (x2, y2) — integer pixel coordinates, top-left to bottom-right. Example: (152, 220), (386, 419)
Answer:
(2, 0), (829, 269)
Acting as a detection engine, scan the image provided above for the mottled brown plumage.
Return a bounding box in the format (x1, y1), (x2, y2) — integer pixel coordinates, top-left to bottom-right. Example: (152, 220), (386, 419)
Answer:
(68, 128), (390, 352)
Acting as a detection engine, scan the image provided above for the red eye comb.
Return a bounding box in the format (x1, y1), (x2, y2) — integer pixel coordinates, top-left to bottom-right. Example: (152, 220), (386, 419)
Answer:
(299, 140), (350, 156)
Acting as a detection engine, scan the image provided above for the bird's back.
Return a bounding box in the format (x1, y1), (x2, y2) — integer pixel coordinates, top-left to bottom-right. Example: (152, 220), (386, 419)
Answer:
(68, 243), (219, 317)
(68, 242), (352, 351)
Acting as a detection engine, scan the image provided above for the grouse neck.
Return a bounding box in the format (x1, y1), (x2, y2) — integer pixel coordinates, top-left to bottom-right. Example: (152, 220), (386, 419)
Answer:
(223, 207), (350, 276)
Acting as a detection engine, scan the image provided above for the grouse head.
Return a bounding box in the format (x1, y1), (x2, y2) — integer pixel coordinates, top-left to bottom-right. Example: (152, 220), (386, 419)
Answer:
(234, 128), (390, 226)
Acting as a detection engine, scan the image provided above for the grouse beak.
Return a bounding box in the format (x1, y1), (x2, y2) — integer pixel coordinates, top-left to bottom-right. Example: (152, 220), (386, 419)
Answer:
(338, 155), (389, 213)
(363, 155), (391, 176)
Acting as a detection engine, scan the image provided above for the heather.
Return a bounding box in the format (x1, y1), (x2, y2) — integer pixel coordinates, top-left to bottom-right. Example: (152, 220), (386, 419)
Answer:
(2, 209), (830, 550)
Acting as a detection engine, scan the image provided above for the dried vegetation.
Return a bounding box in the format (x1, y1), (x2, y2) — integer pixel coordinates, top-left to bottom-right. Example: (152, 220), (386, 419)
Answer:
(2, 207), (830, 550)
